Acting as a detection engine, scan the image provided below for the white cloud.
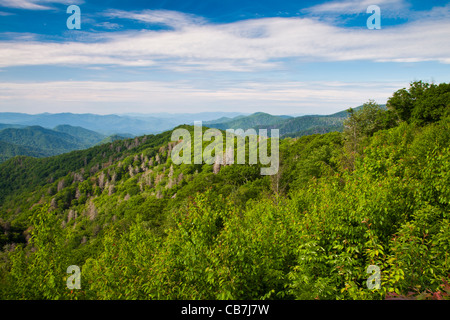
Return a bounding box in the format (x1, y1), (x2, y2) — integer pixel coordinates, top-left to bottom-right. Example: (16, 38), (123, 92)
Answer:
(0, 80), (405, 114)
(303, 0), (450, 22)
(410, 3), (450, 20)
(1, 12), (450, 71)
(0, 0), (83, 10)
(94, 22), (122, 30)
(103, 9), (206, 29)
(0, 0), (49, 10)
(303, 0), (408, 15)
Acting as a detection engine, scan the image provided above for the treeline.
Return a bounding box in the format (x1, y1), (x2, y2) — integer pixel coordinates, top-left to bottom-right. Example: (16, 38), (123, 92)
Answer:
(0, 81), (449, 300)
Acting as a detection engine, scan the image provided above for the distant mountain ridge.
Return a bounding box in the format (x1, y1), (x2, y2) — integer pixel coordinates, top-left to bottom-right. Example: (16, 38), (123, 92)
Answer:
(0, 123), (26, 130)
(0, 108), (365, 138)
(205, 112), (292, 130)
(0, 113), (151, 136)
(0, 112), (249, 136)
(0, 106), (379, 162)
(206, 105), (386, 137)
(205, 111), (340, 136)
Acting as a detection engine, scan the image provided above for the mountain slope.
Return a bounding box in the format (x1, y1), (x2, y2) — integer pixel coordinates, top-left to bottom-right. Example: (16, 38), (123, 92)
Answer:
(0, 123), (26, 130)
(0, 129), (174, 204)
(0, 126), (87, 156)
(206, 112), (292, 130)
(0, 125), (134, 163)
(211, 105), (387, 137)
(0, 141), (49, 162)
(277, 105), (386, 137)
(203, 105), (387, 137)
(53, 125), (106, 146)
(266, 113), (348, 137)
(96, 134), (134, 145)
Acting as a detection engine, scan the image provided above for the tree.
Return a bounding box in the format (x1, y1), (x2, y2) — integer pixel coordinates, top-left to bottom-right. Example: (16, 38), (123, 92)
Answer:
(387, 81), (428, 122)
(412, 82), (450, 125)
(387, 81), (449, 125)
(6, 204), (78, 299)
(342, 100), (391, 166)
(344, 100), (391, 139)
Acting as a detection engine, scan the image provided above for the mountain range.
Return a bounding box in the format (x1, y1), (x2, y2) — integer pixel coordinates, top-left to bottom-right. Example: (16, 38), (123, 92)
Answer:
(0, 106), (371, 163)
(0, 112), (248, 136)
(205, 109), (359, 137)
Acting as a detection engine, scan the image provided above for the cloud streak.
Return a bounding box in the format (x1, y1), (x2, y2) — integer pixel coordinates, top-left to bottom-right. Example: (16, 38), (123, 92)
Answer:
(103, 9), (206, 29)
(0, 0), (49, 10)
(0, 80), (405, 114)
(303, 0), (408, 15)
(0, 0), (83, 10)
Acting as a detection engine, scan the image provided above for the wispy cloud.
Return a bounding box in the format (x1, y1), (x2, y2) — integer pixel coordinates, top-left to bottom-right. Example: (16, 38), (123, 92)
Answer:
(303, 0), (408, 15)
(93, 22), (122, 30)
(0, 0), (83, 10)
(303, 0), (450, 22)
(0, 0), (49, 10)
(103, 9), (206, 29)
(410, 2), (450, 20)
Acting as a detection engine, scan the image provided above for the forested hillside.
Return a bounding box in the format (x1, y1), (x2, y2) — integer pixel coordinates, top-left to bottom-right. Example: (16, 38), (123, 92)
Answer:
(0, 81), (449, 300)
(0, 141), (49, 163)
(206, 106), (376, 138)
(53, 125), (106, 147)
(0, 125), (129, 163)
(206, 112), (292, 130)
(0, 126), (87, 157)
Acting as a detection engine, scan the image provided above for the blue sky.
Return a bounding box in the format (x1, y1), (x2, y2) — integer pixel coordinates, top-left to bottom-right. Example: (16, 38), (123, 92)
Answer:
(0, 0), (449, 115)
